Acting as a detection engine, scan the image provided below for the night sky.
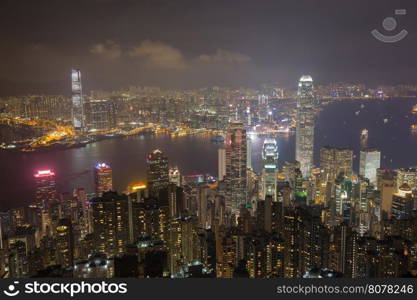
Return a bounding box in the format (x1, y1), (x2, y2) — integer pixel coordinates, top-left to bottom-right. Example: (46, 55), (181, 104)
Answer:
(0, 0), (417, 95)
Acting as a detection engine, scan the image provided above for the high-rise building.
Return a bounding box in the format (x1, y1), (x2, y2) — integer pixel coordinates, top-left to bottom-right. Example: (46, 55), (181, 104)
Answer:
(396, 168), (417, 191)
(218, 148), (226, 181)
(247, 137), (252, 170)
(147, 149), (169, 196)
(91, 192), (129, 257)
(71, 69), (85, 133)
(56, 218), (74, 268)
(34, 169), (57, 209)
(85, 99), (116, 132)
(359, 149), (381, 186)
(261, 138), (279, 202)
(377, 169), (396, 218)
(295, 75), (315, 177)
(258, 94), (269, 122)
(169, 167), (181, 187)
(392, 183), (414, 220)
(94, 162), (113, 196)
(225, 121), (247, 211)
(320, 146), (353, 182)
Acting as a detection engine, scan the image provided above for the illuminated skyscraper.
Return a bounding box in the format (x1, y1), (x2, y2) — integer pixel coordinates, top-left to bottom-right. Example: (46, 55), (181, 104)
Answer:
(91, 191), (129, 257)
(261, 138), (279, 202)
(247, 137), (252, 170)
(147, 149), (169, 196)
(169, 167), (181, 187)
(85, 99), (116, 132)
(320, 146), (353, 183)
(258, 94), (269, 122)
(396, 168), (417, 190)
(295, 75), (315, 177)
(218, 147), (226, 181)
(56, 218), (74, 268)
(392, 183), (414, 220)
(359, 149), (381, 186)
(94, 162), (113, 196)
(225, 121), (247, 211)
(71, 69), (85, 133)
(34, 169), (57, 209)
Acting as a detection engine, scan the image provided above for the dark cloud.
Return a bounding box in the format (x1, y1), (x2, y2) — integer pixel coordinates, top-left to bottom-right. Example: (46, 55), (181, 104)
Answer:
(0, 0), (417, 94)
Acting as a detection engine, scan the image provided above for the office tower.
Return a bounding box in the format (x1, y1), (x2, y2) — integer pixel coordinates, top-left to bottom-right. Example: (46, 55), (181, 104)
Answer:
(71, 68), (85, 133)
(55, 218), (74, 268)
(247, 137), (252, 170)
(396, 168), (417, 190)
(34, 169), (57, 209)
(295, 75), (315, 177)
(308, 168), (325, 205)
(169, 167), (181, 187)
(258, 94), (269, 121)
(90, 192), (129, 257)
(85, 99), (116, 132)
(320, 146), (353, 182)
(74, 188), (88, 215)
(392, 183), (414, 220)
(333, 175), (353, 220)
(225, 121), (247, 211)
(359, 149), (381, 186)
(294, 169), (307, 205)
(218, 148), (226, 181)
(147, 149), (169, 196)
(94, 162), (113, 196)
(282, 161), (301, 189)
(261, 138), (279, 202)
(159, 183), (185, 219)
(197, 185), (211, 229)
(377, 169), (396, 218)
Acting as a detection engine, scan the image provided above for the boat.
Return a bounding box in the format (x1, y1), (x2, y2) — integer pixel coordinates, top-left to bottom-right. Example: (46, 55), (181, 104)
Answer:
(412, 105), (417, 114)
(411, 124), (417, 131)
(361, 129), (368, 139)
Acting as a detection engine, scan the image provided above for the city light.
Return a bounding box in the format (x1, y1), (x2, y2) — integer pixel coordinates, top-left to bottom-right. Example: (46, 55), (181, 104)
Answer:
(34, 169), (55, 177)
(2, 1), (417, 283)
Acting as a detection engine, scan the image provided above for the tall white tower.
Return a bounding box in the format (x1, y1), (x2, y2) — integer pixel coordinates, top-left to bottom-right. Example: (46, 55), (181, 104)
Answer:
(71, 69), (85, 133)
(261, 138), (279, 202)
(295, 75), (315, 177)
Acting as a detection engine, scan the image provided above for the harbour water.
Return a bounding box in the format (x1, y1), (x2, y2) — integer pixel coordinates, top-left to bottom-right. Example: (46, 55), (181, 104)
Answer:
(1, 98), (417, 211)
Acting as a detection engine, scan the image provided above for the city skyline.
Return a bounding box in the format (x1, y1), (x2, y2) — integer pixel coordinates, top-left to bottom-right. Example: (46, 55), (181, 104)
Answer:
(1, 0), (417, 281)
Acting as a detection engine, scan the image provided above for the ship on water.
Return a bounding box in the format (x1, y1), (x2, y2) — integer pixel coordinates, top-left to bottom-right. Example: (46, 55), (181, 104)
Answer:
(361, 129), (368, 140)
(412, 105), (417, 114)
